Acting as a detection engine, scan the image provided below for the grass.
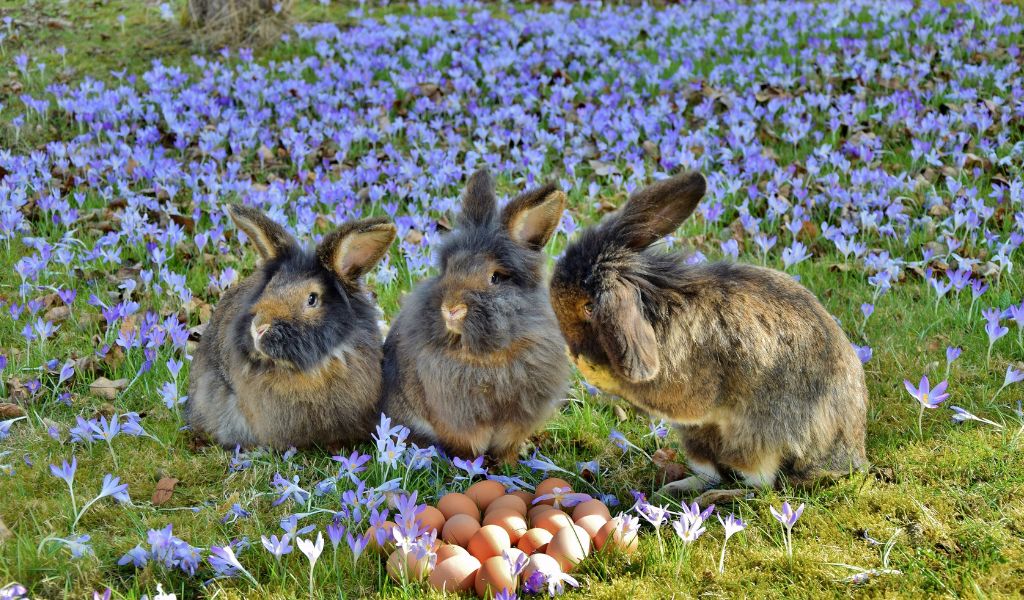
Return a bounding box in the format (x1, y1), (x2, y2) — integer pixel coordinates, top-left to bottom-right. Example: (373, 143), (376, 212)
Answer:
(1, 0), (1024, 599)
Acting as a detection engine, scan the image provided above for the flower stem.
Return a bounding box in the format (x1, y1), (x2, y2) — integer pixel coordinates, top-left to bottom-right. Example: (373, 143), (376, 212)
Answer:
(917, 403), (925, 439)
(718, 539), (728, 573)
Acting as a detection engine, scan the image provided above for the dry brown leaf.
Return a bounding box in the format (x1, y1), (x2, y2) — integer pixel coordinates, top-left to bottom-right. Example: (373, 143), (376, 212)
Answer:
(152, 477), (179, 506)
(44, 305), (71, 323)
(89, 377), (127, 400)
(0, 518), (11, 545)
(656, 463), (688, 486)
(651, 447), (677, 469)
(0, 403), (26, 419)
(613, 405), (628, 422)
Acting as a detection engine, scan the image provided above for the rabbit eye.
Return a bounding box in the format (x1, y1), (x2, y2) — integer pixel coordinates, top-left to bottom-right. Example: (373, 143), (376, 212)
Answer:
(583, 302), (594, 319)
(490, 271), (509, 285)
(306, 293), (319, 307)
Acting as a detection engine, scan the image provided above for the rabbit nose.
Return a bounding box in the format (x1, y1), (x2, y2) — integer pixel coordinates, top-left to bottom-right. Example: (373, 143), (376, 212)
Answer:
(441, 303), (468, 332)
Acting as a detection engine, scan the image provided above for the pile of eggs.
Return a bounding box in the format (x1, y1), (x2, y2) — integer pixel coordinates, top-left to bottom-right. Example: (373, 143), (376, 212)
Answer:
(380, 478), (638, 597)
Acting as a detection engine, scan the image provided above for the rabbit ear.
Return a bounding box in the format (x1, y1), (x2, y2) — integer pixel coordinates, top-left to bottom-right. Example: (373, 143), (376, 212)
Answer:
(317, 218), (397, 282)
(611, 171), (706, 249)
(459, 169), (498, 228)
(500, 183), (566, 251)
(595, 280), (660, 383)
(228, 205), (300, 261)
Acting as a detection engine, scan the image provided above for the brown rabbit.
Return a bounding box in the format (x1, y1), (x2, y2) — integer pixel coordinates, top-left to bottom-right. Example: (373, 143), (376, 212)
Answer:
(187, 205), (396, 450)
(380, 170), (571, 463)
(549, 172), (867, 500)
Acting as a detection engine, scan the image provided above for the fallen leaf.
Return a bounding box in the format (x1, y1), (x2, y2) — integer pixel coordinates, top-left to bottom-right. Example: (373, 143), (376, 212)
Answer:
(0, 518), (11, 545)
(0, 403), (26, 419)
(656, 463), (688, 486)
(89, 377), (127, 400)
(651, 447), (678, 469)
(152, 477), (179, 506)
(613, 405), (628, 422)
(44, 305), (71, 323)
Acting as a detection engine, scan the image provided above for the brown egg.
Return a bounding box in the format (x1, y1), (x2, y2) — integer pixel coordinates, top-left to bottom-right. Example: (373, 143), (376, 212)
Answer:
(465, 480), (506, 511)
(510, 489), (535, 506)
(437, 493), (480, 521)
(572, 499), (612, 523)
(474, 555), (518, 598)
(522, 552), (562, 583)
(594, 517), (639, 554)
(416, 505), (446, 534)
(546, 524), (591, 572)
(575, 514), (609, 539)
(533, 509), (574, 536)
(466, 524), (511, 562)
(436, 544), (470, 564)
(387, 548), (432, 582)
(534, 478), (572, 505)
(517, 527), (553, 554)
(428, 553), (481, 593)
(441, 513), (481, 547)
(367, 520), (396, 554)
(483, 508), (529, 544)
(485, 494), (528, 517)
(527, 503), (557, 522)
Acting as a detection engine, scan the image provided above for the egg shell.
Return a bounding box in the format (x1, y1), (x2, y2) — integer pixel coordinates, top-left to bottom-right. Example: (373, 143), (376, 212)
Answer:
(532, 509), (574, 536)
(510, 489), (535, 506)
(527, 504), (558, 522)
(467, 524), (511, 562)
(534, 478), (572, 504)
(474, 555), (518, 598)
(441, 513), (481, 547)
(572, 499), (612, 523)
(485, 494), (528, 517)
(575, 514), (609, 539)
(546, 524), (591, 572)
(483, 508), (529, 544)
(367, 520), (396, 554)
(504, 547), (528, 566)
(416, 505), (446, 533)
(517, 527), (553, 554)
(522, 553), (562, 583)
(428, 554), (481, 593)
(386, 548), (432, 582)
(437, 493), (480, 521)
(594, 517), (639, 554)
(436, 544), (471, 564)
(465, 480), (506, 511)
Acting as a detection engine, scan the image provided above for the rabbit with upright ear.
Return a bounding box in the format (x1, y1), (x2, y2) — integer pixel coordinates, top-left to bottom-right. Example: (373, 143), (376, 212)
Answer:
(187, 205), (397, 450)
(380, 170), (571, 463)
(550, 172), (867, 500)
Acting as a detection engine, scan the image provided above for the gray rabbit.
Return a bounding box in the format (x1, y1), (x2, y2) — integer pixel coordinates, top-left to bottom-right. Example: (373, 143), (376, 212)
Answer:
(549, 172), (867, 499)
(381, 170), (571, 463)
(187, 205), (396, 450)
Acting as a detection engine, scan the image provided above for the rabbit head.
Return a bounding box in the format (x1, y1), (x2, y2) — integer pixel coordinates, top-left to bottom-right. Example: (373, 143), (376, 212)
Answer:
(427, 169), (566, 355)
(550, 172), (706, 384)
(228, 205), (396, 371)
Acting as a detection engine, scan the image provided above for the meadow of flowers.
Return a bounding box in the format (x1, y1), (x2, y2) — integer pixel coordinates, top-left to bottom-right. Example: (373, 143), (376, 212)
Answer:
(0, 0), (1022, 597)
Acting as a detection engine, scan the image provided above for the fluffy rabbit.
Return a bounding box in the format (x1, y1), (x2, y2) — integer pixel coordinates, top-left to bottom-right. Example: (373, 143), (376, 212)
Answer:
(381, 170), (571, 463)
(550, 172), (867, 499)
(187, 205), (396, 450)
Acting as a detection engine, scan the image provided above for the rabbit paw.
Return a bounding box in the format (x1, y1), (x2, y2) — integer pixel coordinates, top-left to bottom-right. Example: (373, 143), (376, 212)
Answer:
(657, 475), (716, 498)
(693, 488), (753, 507)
